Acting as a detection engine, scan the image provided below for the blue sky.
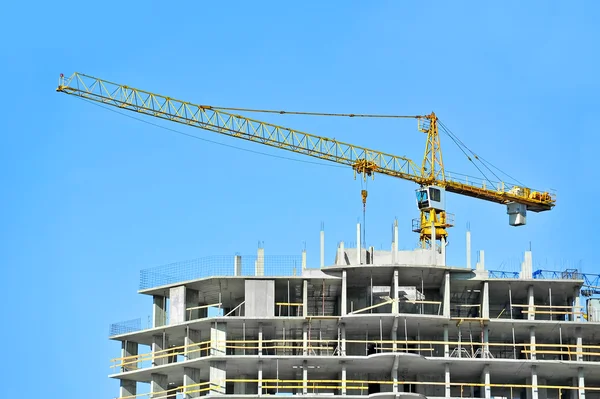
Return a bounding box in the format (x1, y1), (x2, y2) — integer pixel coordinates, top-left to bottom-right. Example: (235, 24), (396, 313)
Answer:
(1, 1), (597, 398)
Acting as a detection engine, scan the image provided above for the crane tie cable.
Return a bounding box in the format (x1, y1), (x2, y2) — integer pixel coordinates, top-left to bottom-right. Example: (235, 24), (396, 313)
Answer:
(208, 106), (422, 119)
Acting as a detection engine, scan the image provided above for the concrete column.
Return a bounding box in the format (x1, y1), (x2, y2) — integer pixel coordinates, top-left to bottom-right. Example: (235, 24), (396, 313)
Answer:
(185, 328), (201, 360)
(169, 286), (186, 325)
(391, 319), (398, 353)
(257, 361), (263, 396)
(443, 272), (451, 317)
(152, 333), (168, 366)
(120, 380), (136, 398)
(151, 373), (168, 399)
(302, 280), (308, 317)
(529, 326), (536, 360)
(576, 327), (583, 362)
(577, 367), (585, 399)
(466, 230), (471, 269)
(481, 282), (489, 319)
(234, 255), (242, 276)
(302, 323), (308, 356)
(341, 323), (346, 356)
(256, 247), (264, 276)
(320, 227), (325, 268)
(530, 366), (539, 399)
(152, 295), (166, 327)
(431, 218), (437, 264)
(444, 325), (449, 357)
(483, 326), (490, 359)
(445, 363), (451, 398)
(521, 251), (533, 278)
(210, 322), (227, 356)
(183, 367), (201, 398)
(574, 287), (582, 322)
(394, 219), (399, 264)
(528, 285), (535, 321)
(209, 361), (226, 394)
(341, 363), (348, 395)
(392, 269), (399, 314)
(302, 249), (306, 271)
(441, 237), (447, 266)
(121, 341), (139, 371)
(356, 222), (361, 265)
(476, 250), (485, 271)
(481, 365), (490, 398)
(341, 270), (347, 316)
(302, 360), (308, 394)
(258, 323), (263, 356)
(186, 288), (200, 321)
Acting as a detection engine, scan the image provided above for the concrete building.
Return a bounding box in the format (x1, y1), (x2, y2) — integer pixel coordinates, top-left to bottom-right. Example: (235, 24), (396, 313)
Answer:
(109, 223), (600, 399)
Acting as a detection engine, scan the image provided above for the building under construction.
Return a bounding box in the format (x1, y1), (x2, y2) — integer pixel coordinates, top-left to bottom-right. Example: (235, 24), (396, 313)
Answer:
(109, 223), (600, 399)
(55, 73), (598, 398)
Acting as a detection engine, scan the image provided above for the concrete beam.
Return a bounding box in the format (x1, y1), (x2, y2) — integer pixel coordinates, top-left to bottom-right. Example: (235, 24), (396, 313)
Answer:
(169, 286), (186, 325)
(183, 367), (201, 399)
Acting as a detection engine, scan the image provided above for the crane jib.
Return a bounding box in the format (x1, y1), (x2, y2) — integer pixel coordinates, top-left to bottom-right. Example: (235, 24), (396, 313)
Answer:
(56, 72), (556, 217)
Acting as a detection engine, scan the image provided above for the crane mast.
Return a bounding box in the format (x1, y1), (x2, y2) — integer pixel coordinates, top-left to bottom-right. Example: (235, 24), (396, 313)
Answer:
(56, 72), (556, 248)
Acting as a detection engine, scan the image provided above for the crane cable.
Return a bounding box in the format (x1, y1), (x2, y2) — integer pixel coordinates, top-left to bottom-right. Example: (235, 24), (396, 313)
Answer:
(438, 120), (524, 187)
(209, 106), (421, 119)
(74, 96), (348, 169)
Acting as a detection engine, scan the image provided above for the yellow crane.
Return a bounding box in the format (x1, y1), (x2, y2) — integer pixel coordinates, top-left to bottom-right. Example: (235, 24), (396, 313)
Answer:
(56, 72), (555, 247)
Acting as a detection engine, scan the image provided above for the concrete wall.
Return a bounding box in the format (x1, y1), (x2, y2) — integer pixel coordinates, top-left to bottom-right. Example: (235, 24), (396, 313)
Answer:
(245, 280), (275, 317)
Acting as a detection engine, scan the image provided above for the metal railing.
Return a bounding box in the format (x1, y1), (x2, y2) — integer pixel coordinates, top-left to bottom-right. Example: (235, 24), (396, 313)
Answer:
(139, 254), (302, 290)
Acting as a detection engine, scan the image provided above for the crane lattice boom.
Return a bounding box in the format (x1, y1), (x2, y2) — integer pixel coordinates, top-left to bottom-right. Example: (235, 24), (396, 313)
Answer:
(56, 72), (555, 213)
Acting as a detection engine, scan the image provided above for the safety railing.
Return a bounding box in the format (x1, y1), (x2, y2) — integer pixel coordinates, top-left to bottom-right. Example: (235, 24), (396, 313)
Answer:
(488, 270), (520, 279)
(139, 255), (302, 290)
(111, 338), (600, 371)
(115, 378), (597, 399)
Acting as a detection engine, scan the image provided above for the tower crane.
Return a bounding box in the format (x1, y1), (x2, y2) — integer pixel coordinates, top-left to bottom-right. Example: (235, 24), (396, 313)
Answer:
(56, 72), (556, 248)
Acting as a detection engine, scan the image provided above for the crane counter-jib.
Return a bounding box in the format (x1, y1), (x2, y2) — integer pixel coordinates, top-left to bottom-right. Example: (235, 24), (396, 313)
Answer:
(56, 72), (555, 235)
